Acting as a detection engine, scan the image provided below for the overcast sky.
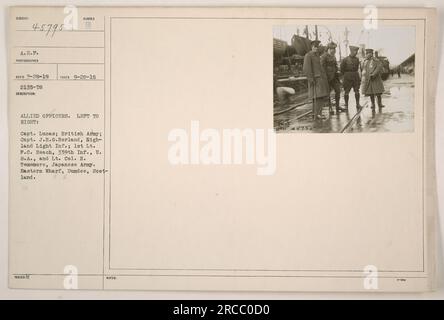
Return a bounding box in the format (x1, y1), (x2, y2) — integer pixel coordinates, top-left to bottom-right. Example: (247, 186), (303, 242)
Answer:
(273, 24), (415, 65)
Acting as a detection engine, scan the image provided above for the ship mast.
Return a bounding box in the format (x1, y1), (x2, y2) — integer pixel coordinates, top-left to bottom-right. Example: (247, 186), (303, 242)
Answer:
(343, 26), (350, 56)
(338, 34), (342, 60)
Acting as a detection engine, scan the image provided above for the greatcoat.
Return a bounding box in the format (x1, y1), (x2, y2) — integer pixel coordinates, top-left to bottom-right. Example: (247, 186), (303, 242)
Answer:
(303, 51), (329, 99)
(360, 57), (385, 95)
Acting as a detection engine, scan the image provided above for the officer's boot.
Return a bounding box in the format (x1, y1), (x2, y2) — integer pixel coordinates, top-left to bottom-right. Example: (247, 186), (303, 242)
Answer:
(377, 94), (385, 109)
(355, 93), (361, 110)
(329, 98), (334, 115)
(335, 92), (346, 113)
(370, 95), (376, 109)
(344, 94), (349, 111)
(314, 99), (326, 120)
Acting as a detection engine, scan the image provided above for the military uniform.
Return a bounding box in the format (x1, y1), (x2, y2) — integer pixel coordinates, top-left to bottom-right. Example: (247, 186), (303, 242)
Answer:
(340, 45), (361, 110)
(361, 49), (385, 109)
(302, 40), (329, 119)
(320, 42), (344, 114)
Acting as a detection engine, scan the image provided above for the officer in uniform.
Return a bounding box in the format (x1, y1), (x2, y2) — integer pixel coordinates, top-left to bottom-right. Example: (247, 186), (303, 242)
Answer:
(321, 42), (345, 114)
(361, 48), (385, 109)
(303, 39), (330, 120)
(340, 45), (362, 111)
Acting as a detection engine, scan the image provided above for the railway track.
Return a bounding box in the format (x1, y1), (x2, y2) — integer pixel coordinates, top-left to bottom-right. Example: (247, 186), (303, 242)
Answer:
(274, 96), (369, 133)
(340, 102), (369, 133)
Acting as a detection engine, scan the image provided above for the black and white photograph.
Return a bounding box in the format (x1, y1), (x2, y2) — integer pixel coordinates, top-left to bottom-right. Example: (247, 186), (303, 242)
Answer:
(273, 24), (416, 133)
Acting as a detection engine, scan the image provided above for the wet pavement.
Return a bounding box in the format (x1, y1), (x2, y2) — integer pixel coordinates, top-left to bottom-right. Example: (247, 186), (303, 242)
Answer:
(274, 74), (415, 133)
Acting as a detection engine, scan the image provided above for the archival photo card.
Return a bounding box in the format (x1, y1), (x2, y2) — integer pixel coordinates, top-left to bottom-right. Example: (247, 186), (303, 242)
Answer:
(7, 7), (437, 292)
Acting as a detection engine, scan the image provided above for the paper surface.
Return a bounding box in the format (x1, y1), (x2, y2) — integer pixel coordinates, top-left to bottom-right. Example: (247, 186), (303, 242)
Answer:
(8, 6), (438, 291)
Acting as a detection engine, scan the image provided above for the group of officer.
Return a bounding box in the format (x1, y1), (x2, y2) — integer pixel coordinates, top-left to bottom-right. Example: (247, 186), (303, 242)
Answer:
(303, 39), (385, 120)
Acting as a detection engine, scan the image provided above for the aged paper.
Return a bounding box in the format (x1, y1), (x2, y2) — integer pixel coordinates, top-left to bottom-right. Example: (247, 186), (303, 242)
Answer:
(8, 6), (438, 291)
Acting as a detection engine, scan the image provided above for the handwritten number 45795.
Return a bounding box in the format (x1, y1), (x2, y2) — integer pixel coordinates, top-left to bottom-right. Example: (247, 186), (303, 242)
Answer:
(32, 23), (64, 37)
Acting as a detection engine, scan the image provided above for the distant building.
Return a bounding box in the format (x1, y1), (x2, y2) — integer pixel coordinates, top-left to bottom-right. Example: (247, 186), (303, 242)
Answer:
(399, 54), (415, 75)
